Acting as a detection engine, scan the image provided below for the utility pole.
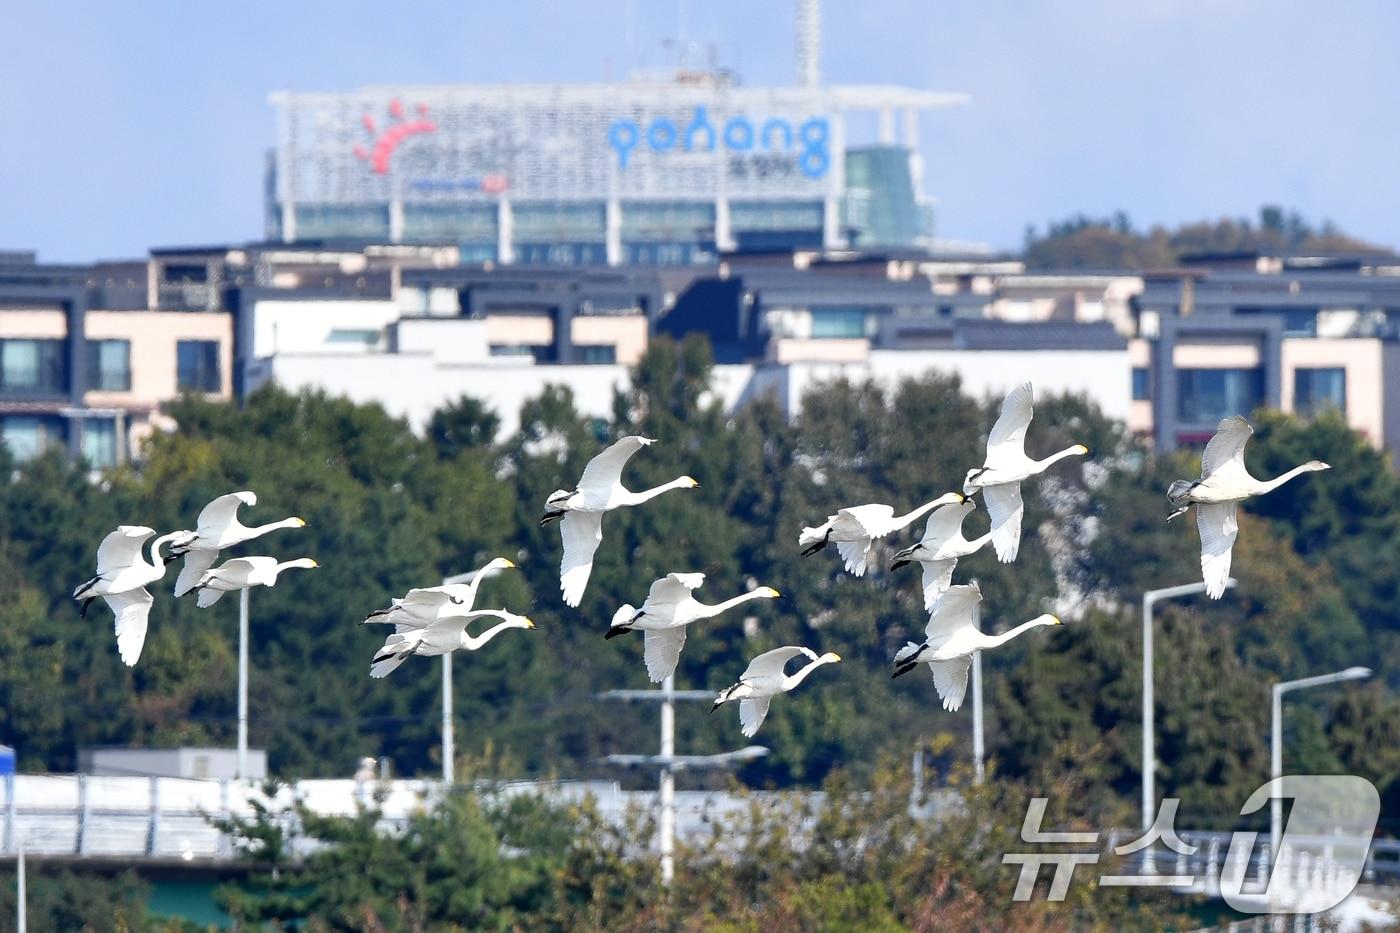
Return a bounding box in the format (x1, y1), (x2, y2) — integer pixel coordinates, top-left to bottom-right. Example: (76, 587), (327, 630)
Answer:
(601, 680), (767, 885)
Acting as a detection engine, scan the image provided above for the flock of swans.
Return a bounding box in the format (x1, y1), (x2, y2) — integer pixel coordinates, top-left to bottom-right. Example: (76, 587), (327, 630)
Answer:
(72, 384), (1330, 740)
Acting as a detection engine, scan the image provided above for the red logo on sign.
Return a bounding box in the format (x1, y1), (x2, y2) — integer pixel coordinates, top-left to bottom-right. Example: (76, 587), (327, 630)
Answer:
(353, 99), (437, 175)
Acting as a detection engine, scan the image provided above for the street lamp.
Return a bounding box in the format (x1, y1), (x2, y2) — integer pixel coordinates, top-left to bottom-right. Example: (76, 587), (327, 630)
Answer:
(601, 677), (765, 885)
(439, 565), (509, 786)
(237, 589), (250, 779)
(1141, 578), (1236, 848)
(971, 604), (985, 783)
(1270, 666), (1371, 862)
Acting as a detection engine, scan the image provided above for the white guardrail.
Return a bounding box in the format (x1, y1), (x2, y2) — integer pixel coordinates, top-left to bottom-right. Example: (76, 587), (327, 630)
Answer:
(0, 774), (787, 862)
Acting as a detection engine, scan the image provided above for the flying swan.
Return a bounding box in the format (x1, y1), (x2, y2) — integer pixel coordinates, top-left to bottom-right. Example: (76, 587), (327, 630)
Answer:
(604, 573), (780, 682)
(361, 558), (517, 627)
(73, 525), (188, 666)
(1166, 415), (1330, 598)
(799, 492), (967, 577)
(890, 499), (993, 610)
(370, 609), (535, 678)
(189, 556), (319, 608)
(963, 382), (1087, 563)
(541, 436), (698, 607)
(712, 646), (841, 737)
(891, 582), (1060, 711)
(170, 492), (306, 597)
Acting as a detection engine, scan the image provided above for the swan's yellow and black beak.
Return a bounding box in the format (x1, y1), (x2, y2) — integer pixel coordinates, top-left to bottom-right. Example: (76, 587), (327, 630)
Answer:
(603, 626), (629, 640)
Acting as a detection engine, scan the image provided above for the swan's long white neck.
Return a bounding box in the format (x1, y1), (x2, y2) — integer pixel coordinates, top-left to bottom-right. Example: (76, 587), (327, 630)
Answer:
(147, 532), (187, 569)
(965, 530), (994, 553)
(697, 590), (770, 619)
(621, 476), (693, 506)
(782, 656), (835, 691)
(979, 617), (1053, 649)
(461, 619), (523, 650)
(889, 498), (948, 533)
(1254, 463), (1321, 495)
(1034, 445), (1086, 471)
(276, 558), (317, 573)
(248, 516), (304, 536)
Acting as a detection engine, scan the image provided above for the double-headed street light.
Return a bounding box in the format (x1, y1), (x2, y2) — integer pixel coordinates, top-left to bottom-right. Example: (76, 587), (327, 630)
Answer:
(1270, 666), (1372, 861)
(1141, 578), (1236, 859)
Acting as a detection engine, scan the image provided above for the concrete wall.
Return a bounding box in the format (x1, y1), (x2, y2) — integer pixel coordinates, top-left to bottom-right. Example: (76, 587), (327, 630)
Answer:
(86, 310), (234, 407)
(1281, 336), (1384, 443)
(255, 346), (1132, 438)
(255, 353), (635, 437)
(0, 309), (68, 338)
(250, 299), (400, 357)
(573, 316), (648, 365)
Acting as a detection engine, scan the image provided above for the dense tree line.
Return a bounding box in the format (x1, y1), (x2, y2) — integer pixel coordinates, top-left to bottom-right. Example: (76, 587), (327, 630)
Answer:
(1, 335), (1397, 833)
(1022, 205), (1386, 269)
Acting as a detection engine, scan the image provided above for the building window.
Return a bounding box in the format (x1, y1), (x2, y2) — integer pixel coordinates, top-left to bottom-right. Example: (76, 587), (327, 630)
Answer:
(81, 418), (118, 469)
(1177, 368), (1264, 423)
(177, 340), (221, 392)
(810, 308), (867, 339)
(1, 416), (61, 462)
(87, 340), (132, 391)
(325, 329), (381, 347)
(576, 345), (617, 364)
(1131, 367), (1151, 401)
(1294, 367), (1346, 416)
(0, 339), (67, 393)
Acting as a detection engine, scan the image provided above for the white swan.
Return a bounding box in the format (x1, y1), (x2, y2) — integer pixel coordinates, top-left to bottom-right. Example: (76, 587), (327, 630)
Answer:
(370, 609), (535, 678)
(361, 558), (516, 627)
(889, 500), (993, 610)
(1166, 415), (1331, 598)
(962, 383), (1088, 563)
(540, 436), (699, 607)
(604, 573), (780, 683)
(891, 582), (1060, 711)
(712, 646), (841, 737)
(798, 492), (967, 577)
(72, 525), (187, 666)
(171, 492), (306, 597)
(190, 557), (319, 608)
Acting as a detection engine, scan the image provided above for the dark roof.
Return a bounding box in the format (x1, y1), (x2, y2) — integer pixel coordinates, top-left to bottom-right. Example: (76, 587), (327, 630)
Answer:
(953, 320), (1126, 351)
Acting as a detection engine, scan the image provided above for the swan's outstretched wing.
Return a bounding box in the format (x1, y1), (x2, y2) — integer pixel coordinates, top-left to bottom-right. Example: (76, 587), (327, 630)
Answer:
(739, 696), (773, 737)
(835, 537), (874, 577)
(741, 645), (813, 682)
(106, 588), (154, 666)
(1197, 502), (1239, 599)
(919, 501), (975, 547)
(559, 511), (604, 607)
(982, 482), (1024, 563)
(1201, 416), (1253, 482)
(577, 436), (655, 494)
(643, 627), (687, 683)
(173, 547), (219, 597)
(836, 504), (896, 538)
(195, 491), (257, 534)
(985, 382), (1034, 468)
(925, 584), (982, 649)
(196, 587), (228, 608)
(918, 558), (958, 611)
(928, 657), (973, 711)
(96, 526), (155, 576)
(645, 572), (705, 609)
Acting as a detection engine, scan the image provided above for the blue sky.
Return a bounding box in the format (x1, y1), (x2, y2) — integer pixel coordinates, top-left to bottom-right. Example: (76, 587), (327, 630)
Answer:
(3, 0), (1398, 262)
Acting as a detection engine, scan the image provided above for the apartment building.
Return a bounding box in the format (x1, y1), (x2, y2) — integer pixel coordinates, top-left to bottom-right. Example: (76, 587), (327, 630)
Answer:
(0, 253), (232, 467)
